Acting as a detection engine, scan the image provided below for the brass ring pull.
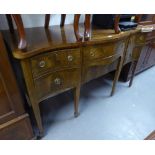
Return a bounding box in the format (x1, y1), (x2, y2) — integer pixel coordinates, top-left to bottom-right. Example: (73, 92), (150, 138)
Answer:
(67, 55), (73, 61)
(54, 78), (61, 85)
(39, 60), (46, 68)
(90, 51), (95, 57)
(139, 36), (144, 41)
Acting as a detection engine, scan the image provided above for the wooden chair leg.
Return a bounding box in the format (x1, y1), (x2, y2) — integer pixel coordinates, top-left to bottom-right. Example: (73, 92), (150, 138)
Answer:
(45, 14), (50, 29)
(11, 14), (26, 50)
(114, 14), (121, 34)
(129, 61), (138, 87)
(135, 14), (142, 23)
(111, 56), (123, 96)
(74, 14), (83, 42)
(6, 14), (14, 33)
(60, 14), (66, 27)
(74, 86), (80, 117)
(84, 14), (91, 41)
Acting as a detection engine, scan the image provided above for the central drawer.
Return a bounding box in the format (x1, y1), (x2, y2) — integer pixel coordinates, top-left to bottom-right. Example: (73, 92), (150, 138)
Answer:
(34, 68), (80, 100)
(83, 42), (124, 63)
(30, 48), (81, 77)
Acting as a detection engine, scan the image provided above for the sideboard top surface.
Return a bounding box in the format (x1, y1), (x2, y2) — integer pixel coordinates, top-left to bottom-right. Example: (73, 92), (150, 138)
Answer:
(2, 24), (141, 59)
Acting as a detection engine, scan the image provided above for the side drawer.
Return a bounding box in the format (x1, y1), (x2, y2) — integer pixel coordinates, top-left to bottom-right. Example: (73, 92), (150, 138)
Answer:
(34, 68), (80, 100)
(30, 48), (81, 77)
(135, 33), (146, 45)
(83, 42), (125, 63)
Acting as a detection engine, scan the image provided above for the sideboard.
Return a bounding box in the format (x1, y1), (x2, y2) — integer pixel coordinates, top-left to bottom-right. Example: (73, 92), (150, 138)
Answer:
(121, 15), (155, 81)
(2, 23), (154, 137)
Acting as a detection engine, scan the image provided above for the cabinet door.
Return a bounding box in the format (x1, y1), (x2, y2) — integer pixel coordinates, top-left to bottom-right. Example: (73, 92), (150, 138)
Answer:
(0, 33), (24, 125)
(135, 44), (150, 72)
(145, 42), (155, 68)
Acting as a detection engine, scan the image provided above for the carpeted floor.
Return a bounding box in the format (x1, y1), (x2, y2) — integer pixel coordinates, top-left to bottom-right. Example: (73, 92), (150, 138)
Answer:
(41, 66), (155, 140)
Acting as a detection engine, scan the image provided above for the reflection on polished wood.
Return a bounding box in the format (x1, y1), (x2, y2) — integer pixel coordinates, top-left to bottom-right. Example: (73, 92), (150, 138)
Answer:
(3, 24), (140, 59)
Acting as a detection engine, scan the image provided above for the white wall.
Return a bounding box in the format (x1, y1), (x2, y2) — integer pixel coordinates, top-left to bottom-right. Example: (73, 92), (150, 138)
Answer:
(0, 14), (85, 30)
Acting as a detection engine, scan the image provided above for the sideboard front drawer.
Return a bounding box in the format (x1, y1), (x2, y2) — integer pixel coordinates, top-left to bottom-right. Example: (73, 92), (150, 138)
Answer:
(30, 49), (81, 77)
(135, 34), (146, 44)
(34, 69), (80, 100)
(83, 42), (124, 62)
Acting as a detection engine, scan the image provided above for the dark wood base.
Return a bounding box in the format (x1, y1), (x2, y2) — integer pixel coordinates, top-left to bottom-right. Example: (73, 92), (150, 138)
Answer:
(0, 114), (34, 140)
(145, 130), (155, 140)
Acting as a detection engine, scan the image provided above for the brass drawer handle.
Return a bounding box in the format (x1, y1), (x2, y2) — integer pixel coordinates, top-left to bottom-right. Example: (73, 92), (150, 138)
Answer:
(39, 60), (46, 68)
(139, 36), (144, 41)
(90, 51), (95, 57)
(67, 55), (73, 61)
(54, 78), (61, 85)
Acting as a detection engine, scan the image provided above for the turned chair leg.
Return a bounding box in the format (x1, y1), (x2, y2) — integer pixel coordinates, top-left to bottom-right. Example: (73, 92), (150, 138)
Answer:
(111, 56), (123, 96)
(60, 14), (66, 27)
(84, 14), (91, 41)
(74, 14), (83, 42)
(114, 14), (121, 34)
(135, 14), (142, 23)
(11, 14), (27, 50)
(129, 61), (138, 87)
(6, 14), (14, 33)
(45, 14), (66, 28)
(74, 86), (80, 117)
(45, 14), (50, 29)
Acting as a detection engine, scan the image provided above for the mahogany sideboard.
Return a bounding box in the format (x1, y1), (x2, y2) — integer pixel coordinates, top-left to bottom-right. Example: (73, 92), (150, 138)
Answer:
(121, 15), (155, 82)
(0, 32), (34, 139)
(2, 23), (154, 137)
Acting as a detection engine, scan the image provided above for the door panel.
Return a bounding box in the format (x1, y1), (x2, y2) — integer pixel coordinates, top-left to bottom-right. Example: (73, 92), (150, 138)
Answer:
(0, 33), (24, 124)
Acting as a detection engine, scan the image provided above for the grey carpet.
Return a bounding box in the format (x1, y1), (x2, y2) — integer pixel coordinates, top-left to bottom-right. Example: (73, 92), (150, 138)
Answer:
(41, 66), (155, 140)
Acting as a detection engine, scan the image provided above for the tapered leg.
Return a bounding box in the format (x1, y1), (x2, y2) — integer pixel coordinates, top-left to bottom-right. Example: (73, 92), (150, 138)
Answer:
(60, 14), (66, 27)
(84, 14), (91, 41)
(74, 14), (83, 41)
(6, 14), (14, 33)
(129, 61), (138, 87)
(114, 14), (121, 34)
(45, 14), (50, 29)
(31, 103), (44, 137)
(111, 56), (123, 96)
(11, 14), (26, 50)
(74, 86), (80, 117)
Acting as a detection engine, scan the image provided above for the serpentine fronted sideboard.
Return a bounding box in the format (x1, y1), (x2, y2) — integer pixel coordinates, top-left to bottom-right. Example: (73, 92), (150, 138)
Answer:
(2, 24), (153, 137)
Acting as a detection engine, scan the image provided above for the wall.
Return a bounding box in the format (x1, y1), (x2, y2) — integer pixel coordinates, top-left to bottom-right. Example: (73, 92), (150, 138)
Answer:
(0, 14), (85, 30)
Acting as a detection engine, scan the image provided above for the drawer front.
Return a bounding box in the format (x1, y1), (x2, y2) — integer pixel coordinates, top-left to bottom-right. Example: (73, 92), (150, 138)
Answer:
(34, 69), (80, 100)
(30, 49), (81, 77)
(83, 42), (125, 62)
(135, 34), (146, 44)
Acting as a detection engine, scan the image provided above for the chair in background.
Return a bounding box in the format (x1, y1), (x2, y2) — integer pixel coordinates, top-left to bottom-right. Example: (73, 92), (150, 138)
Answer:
(6, 14), (91, 50)
(45, 14), (91, 42)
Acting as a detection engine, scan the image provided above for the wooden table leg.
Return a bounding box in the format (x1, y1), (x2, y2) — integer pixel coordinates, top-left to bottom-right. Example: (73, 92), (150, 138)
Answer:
(111, 56), (124, 96)
(74, 86), (80, 117)
(84, 14), (91, 41)
(74, 14), (83, 42)
(11, 14), (27, 50)
(129, 61), (138, 87)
